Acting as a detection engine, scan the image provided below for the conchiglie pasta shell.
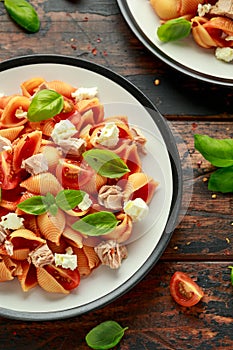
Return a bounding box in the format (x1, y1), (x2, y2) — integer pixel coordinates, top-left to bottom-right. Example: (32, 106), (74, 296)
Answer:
(12, 130), (42, 171)
(83, 245), (100, 270)
(37, 209), (66, 245)
(104, 213), (133, 243)
(17, 260), (38, 292)
(0, 257), (14, 281)
(62, 226), (83, 248)
(29, 119), (56, 137)
(20, 77), (46, 97)
(46, 80), (76, 98)
(123, 172), (159, 204)
(150, 0), (204, 20)
(11, 248), (30, 261)
(0, 95), (30, 127)
(73, 247), (91, 277)
(20, 172), (63, 195)
(9, 228), (46, 260)
(36, 266), (69, 294)
(80, 173), (107, 194)
(0, 126), (24, 141)
(40, 145), (61, 171)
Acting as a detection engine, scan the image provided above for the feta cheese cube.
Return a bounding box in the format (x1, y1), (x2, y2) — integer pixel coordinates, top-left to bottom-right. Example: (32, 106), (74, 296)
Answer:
(51, 120), (77, 144)
(123, 198), (149, 222)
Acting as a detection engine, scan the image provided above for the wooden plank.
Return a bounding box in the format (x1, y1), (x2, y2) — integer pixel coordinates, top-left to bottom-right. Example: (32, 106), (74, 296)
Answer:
(0, 262), (232, 349)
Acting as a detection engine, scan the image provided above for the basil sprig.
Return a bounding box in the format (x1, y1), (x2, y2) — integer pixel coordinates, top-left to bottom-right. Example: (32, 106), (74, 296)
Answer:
(83, 149), (130, 178)
(17, 189), (86, 215)
(3, 0), (40, 33)
(194, 134), (233, 193)
(85, 320), (128, 350)
(72, 211), (119, 236)
(157, 17), (191, 42)
(27, 89), (64, 122)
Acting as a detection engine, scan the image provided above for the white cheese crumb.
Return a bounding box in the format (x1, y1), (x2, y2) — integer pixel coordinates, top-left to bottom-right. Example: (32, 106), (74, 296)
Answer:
(215, 47), (233, 62)
(94, 122), (119, 148)
(71, 87), (98, 102)
(51, 120), (77, 144)
(197, 4), (212, 17)
(54, 248), (77, 270)
(0, 213), (24, 230)
(78, 193), (92, 211)
(15, 107), (27, 119)
(123, 198), (149, 222)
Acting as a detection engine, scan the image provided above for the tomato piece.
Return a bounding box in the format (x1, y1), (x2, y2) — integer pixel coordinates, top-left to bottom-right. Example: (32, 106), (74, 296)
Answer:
(56, 158), (94, 190)
(170, 271), (204, 307)
(0, 151), (22, 190)
(45, 265), (80, 291)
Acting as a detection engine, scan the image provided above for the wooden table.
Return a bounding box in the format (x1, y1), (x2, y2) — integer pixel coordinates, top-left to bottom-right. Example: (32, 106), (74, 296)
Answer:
(1, 1), (233, 349)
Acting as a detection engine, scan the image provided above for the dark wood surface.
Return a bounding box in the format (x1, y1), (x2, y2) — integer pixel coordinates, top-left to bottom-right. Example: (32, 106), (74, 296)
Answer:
(1, 1), (233, 349)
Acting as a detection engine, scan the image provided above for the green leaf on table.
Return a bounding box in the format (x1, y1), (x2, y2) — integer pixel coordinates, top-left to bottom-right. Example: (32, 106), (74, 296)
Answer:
(55, 189), (86, 211)
(194, 134), (233, 167)
(4, 0), (40, 33)
(27, 89), (64, 122)
(83, 149), (130, 178)
(157, 17), (191, 42)
(85, 320), (128, 350)
(208, 166), (233, 193)
(72, 211), (119, 236)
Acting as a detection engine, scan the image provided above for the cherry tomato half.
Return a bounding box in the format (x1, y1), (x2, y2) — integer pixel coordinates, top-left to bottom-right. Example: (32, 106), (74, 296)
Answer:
(45, 265), (80, 291)
(170, 271), (204, 307)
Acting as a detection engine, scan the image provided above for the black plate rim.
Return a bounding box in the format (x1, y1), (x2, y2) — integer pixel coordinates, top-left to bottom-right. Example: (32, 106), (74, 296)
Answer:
(117, 0), (233, 87)
(0, 54), (182, 321)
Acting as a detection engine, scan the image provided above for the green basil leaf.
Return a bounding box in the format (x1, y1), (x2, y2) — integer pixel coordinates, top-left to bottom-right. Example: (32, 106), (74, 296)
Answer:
(85, 320), (128, 350)
(72, 211), (119, 236)
(157, 17), (191, 42)
(48, 203), (59, 216)
(208, 166), (233, 193)
(4, 0), (40, 33)
(27, 89), (64, 122)
(17, 196), (48, 215)
(194, 134), (233, 167)
(228, 266), (233, 285)
(83, 149), (130, 178)
(55, 189), (86, 211)
(44, 192), (56, 206)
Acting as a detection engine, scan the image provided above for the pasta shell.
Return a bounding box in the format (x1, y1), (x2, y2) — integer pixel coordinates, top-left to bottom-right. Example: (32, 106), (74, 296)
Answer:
(0, 256), (14, 281)
(29, 119), (56, 137)
(150, 0), (204, 20)
(9, 229), (46, 260)
(83, 245), (100, 270)
(80, 173), (107, 194)
(36, 266), (69, 294)
(0, 126), (24, 141)
(37, 209), (66, 245)
(20, 77), (46, 97)
(40, 145), (61, 171)
(17, 260), (38, 291)
(12, 130), (42, 171)
(123, 172), (159, 204)
(192, 16), (233, 48)
(73, 247), (91, 277)
(62, 226), (83, 248)
(45, 80), (76, 98)
(20, 172), (63, 195)
(0, 95), (30, 127)
(103, 213), (133, 243)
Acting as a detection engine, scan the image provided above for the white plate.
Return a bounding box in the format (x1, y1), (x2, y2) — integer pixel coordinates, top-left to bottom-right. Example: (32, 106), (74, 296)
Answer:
(117, 0), (233, 86)
(0, 55), (182, 320)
